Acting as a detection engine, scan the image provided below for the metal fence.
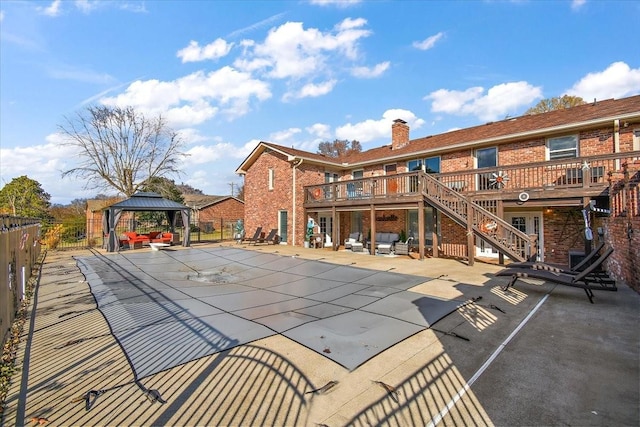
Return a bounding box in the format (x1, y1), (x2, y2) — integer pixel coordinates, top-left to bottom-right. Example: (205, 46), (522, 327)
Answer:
(37, 217), (243, 250)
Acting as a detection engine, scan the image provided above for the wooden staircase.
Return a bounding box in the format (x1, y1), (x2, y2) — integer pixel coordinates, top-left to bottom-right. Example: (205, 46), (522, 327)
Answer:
(420, 172), (534, 262)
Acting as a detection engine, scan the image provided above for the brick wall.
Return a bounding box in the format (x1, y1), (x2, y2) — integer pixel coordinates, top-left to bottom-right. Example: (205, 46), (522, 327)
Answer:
(542, 207), (595, 265)
(244, 150), (327, 245)
(439, 216), (468, 258)
(603, 162), (640, 292)
(197, 198), (244, 224)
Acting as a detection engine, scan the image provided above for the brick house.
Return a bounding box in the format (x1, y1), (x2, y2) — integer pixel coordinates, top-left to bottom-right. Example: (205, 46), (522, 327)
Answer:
(182, 195), (245, 232)
(236, 96), (640, 276)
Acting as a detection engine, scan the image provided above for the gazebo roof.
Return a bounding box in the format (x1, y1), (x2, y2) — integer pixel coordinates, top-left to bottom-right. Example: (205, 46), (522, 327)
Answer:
(106, 192), (189, 211)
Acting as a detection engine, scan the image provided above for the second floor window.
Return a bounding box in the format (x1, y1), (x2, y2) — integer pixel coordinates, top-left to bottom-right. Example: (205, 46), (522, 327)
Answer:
(268, 168), (274, 190)
(476, 147), (497, 169)
(407, 156), (440, 173)
(548, 135), (578, 160)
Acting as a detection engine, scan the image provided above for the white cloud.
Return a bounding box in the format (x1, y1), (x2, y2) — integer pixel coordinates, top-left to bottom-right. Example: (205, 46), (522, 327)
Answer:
(100, 67), (272, 125)
(183, 142), (235, 165)
(177, 39), (233, 63)
(336, 109), (425, 143)
(413, 32), (444, 50)
(351, 61), (390, 78)
(309, 0), (362, 8)
(0, 136), (94, 203)
(571, 0), (586, 11)
(306, 123), (332, 140)
(74, 0), (100, 13)
(426, 81), (543, 121)
(235, 18), (372, 79)
(284, 79), (337, 101)
(269, 128), (302, 143)
(566, 62), (640, 101)
(38, 0), (62, 17)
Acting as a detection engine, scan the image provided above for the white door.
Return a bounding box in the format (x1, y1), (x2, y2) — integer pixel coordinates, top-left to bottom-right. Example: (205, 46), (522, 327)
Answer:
(505, 212), (543, 261)
(476, 212), (543, 260)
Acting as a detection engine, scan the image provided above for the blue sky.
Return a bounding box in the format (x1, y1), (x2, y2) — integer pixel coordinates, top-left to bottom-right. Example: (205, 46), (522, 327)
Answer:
(1, 0), (639, 205)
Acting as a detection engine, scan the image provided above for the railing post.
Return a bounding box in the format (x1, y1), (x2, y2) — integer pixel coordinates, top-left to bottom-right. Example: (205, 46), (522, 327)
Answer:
(466, 199), (475, 266)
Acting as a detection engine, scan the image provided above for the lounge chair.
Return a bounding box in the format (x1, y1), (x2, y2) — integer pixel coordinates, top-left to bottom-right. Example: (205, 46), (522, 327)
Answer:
(242, 227), (262, 244)
(505, 242), (614, 284)
(344, 232), (361, 250)
(251, 228), (278, 245)
(496, 248), (617, 303)
(508, 242), (605, 272)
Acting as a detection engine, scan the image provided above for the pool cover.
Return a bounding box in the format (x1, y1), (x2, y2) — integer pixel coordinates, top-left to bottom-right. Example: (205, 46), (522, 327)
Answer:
(76, 247), (463, 378)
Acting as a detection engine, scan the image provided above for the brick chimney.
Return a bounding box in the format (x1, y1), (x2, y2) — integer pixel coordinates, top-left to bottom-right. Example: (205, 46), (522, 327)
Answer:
(391, 119), (409, 150)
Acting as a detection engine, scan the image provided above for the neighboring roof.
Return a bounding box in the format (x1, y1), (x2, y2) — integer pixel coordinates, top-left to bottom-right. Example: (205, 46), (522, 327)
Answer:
(182, 194), (244, 209)
(87, 197), (123, 213)
(105, 192), (189, 211)
(236, 95), (640, 173)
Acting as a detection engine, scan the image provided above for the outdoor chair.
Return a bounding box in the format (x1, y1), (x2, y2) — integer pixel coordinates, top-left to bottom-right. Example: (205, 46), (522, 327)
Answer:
(496, 248), (617, 303)
(251, 228), (278, 245)
(242, 227), (262, 244)
(508, 242), (605, 272)
(394, 236), (414, 256)
(344, 232), (361, 250)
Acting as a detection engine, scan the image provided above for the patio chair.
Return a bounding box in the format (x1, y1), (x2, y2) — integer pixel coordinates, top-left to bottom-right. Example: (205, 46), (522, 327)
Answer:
(508, 242), (605, 272)
(496, 248), (617, 303)
(251, 228), (278, 245)
(504, 242), (614, 284)
(243, 227), (262, 244)
(394, 236), (414, 256)
(344, 232), (361, 250)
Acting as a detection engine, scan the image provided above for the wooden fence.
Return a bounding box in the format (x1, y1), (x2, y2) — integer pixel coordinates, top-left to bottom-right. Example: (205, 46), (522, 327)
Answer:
(0, 218), (42, 344)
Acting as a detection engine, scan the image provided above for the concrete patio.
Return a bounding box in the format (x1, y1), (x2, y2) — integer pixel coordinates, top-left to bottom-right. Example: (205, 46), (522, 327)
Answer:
(3, 243), (638, 426)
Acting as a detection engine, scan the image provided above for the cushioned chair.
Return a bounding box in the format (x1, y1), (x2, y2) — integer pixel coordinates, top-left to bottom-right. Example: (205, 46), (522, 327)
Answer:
(344, 232), (361, 250)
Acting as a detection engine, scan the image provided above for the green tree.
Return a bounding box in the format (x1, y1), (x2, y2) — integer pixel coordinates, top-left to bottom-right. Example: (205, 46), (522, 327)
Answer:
(0, 176), (51, 218)
(317, 139), (362, 158)
(142, 177), (185, 204)
(59, 105), (187, 197)
(525, 95), (586, 115)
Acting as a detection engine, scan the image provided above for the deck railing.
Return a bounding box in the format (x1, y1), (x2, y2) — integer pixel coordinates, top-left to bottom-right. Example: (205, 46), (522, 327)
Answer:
(305, 151), (640, 203)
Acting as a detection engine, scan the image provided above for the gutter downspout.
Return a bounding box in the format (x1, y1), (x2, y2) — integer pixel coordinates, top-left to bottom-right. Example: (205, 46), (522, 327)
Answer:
(614, 119), (620, 170)
(292, 158), (304, 246)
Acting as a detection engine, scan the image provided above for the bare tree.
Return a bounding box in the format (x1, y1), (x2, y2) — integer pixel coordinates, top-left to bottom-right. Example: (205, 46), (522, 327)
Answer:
(317, 139), (362, 158)
(525, 95), (586, 115)
(59, 106), (187, 197)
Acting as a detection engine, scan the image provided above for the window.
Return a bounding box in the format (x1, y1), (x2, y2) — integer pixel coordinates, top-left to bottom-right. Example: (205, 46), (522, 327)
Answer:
(548, 135), (578, 160)
(324, 172), (338, 182)
(476, 147), (497, 169)
(407, 159), (423, 171)
(476, 147), (497, 190)
(424, 156), (440, 173)
(352, 170), (364, 179)
(407, 157), (440, 173)
(268, 168), (274, 190)
(634, 129), (640, 151)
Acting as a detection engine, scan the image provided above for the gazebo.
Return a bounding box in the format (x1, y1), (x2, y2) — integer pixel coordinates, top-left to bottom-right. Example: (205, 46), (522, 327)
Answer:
(103, 192), (191, 252)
